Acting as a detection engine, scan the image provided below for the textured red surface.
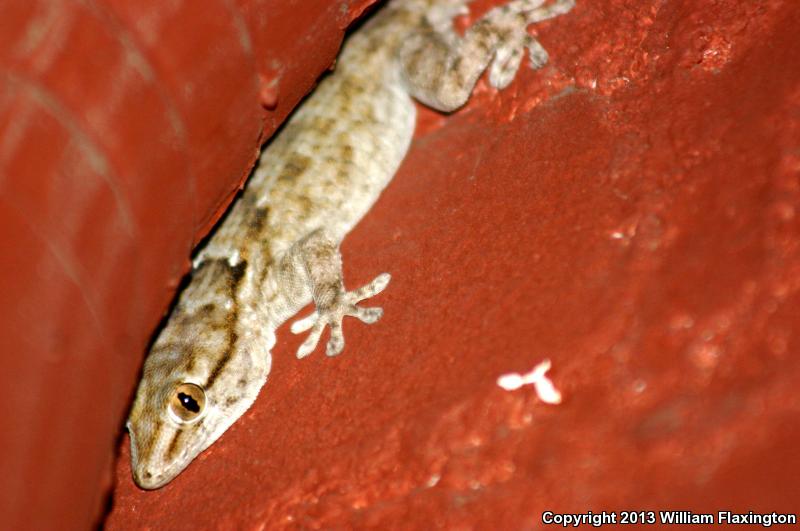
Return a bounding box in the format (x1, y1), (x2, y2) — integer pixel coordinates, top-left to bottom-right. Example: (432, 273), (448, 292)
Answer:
(3, 0), (799, 528)
(0, 1), (372, 529)
(102, 0), (800, 528)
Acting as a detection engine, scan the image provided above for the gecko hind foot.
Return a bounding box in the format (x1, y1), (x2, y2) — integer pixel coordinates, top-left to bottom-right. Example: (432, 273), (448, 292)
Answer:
(487, 0), (575, 89)
(291, 273), (391, 359)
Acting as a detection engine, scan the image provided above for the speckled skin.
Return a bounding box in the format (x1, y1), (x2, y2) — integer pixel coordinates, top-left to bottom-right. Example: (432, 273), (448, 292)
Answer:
(127, 0), (574, 489)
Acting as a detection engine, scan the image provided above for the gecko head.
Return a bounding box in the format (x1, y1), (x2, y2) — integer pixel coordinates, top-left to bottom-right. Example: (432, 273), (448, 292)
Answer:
(127, 371), (213, 489)
(127, 335), (272, 489)
(127, 263), (273, 489)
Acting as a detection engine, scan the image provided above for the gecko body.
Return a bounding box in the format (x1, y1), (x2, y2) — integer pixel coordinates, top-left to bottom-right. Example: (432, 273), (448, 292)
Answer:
(127, 0), (574, 489)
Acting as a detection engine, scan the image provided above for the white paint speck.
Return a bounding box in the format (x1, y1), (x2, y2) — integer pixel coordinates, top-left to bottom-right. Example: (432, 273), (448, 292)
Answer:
(497, 359), (562, 404)
(426, 474), (440, 488)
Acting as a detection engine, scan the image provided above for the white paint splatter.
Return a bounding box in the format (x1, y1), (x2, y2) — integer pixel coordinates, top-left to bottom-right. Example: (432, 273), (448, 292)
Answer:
(496, 359), (562, 404)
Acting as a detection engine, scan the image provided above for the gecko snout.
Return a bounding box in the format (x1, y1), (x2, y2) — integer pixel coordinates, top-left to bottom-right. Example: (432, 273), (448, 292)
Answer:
(132, 465), (169, 490)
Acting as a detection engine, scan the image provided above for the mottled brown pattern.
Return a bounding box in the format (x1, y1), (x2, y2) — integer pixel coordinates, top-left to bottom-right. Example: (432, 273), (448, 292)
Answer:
(277, 153), (312, 184)
(223, 397), (237, 407)
(203, 332), (238, 390)
(165, 429), (183, 462)
(203, 260), (247, 390)
(248, 207), (268, 235)
(140, 419), (162, 457)
(315, 116), (336, 135)
(184, 344), (198, 373)
(198, 303), (217, 316)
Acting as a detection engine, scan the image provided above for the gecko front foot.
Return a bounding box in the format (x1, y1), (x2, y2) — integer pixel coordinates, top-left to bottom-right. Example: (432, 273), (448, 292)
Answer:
(291, 273), (391, 358)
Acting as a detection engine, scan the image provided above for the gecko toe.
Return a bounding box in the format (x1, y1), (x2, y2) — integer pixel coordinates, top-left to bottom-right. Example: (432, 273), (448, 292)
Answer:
(526, 37), (549, 69)
(354, 306), (383, 324)
(489, 41), (524, 89)
(291, 312), (318, 334)
(297, 321), (325, 359)
(351, 273), (391, 302)
(326, 322), (345, 356)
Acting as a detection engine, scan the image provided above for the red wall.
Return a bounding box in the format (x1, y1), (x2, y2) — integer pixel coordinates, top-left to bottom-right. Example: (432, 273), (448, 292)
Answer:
(2, 0), (798, 529)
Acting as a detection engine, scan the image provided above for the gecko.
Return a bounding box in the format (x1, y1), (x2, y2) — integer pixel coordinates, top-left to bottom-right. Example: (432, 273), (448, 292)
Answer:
(127, 0), (574, 489)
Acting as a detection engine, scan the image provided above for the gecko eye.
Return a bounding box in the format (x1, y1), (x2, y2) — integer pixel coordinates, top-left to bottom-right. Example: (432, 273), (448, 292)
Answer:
(168, 383), (206, 423)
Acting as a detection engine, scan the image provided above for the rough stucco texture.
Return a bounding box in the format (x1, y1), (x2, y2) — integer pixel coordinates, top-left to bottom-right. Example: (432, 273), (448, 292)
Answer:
(103, 0), (800, 528)
(0, 0), (374, 529)
(3, 0), (799, 529)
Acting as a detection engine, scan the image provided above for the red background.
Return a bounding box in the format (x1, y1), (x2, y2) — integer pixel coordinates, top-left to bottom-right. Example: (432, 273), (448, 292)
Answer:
(1, 0), (798, 529)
